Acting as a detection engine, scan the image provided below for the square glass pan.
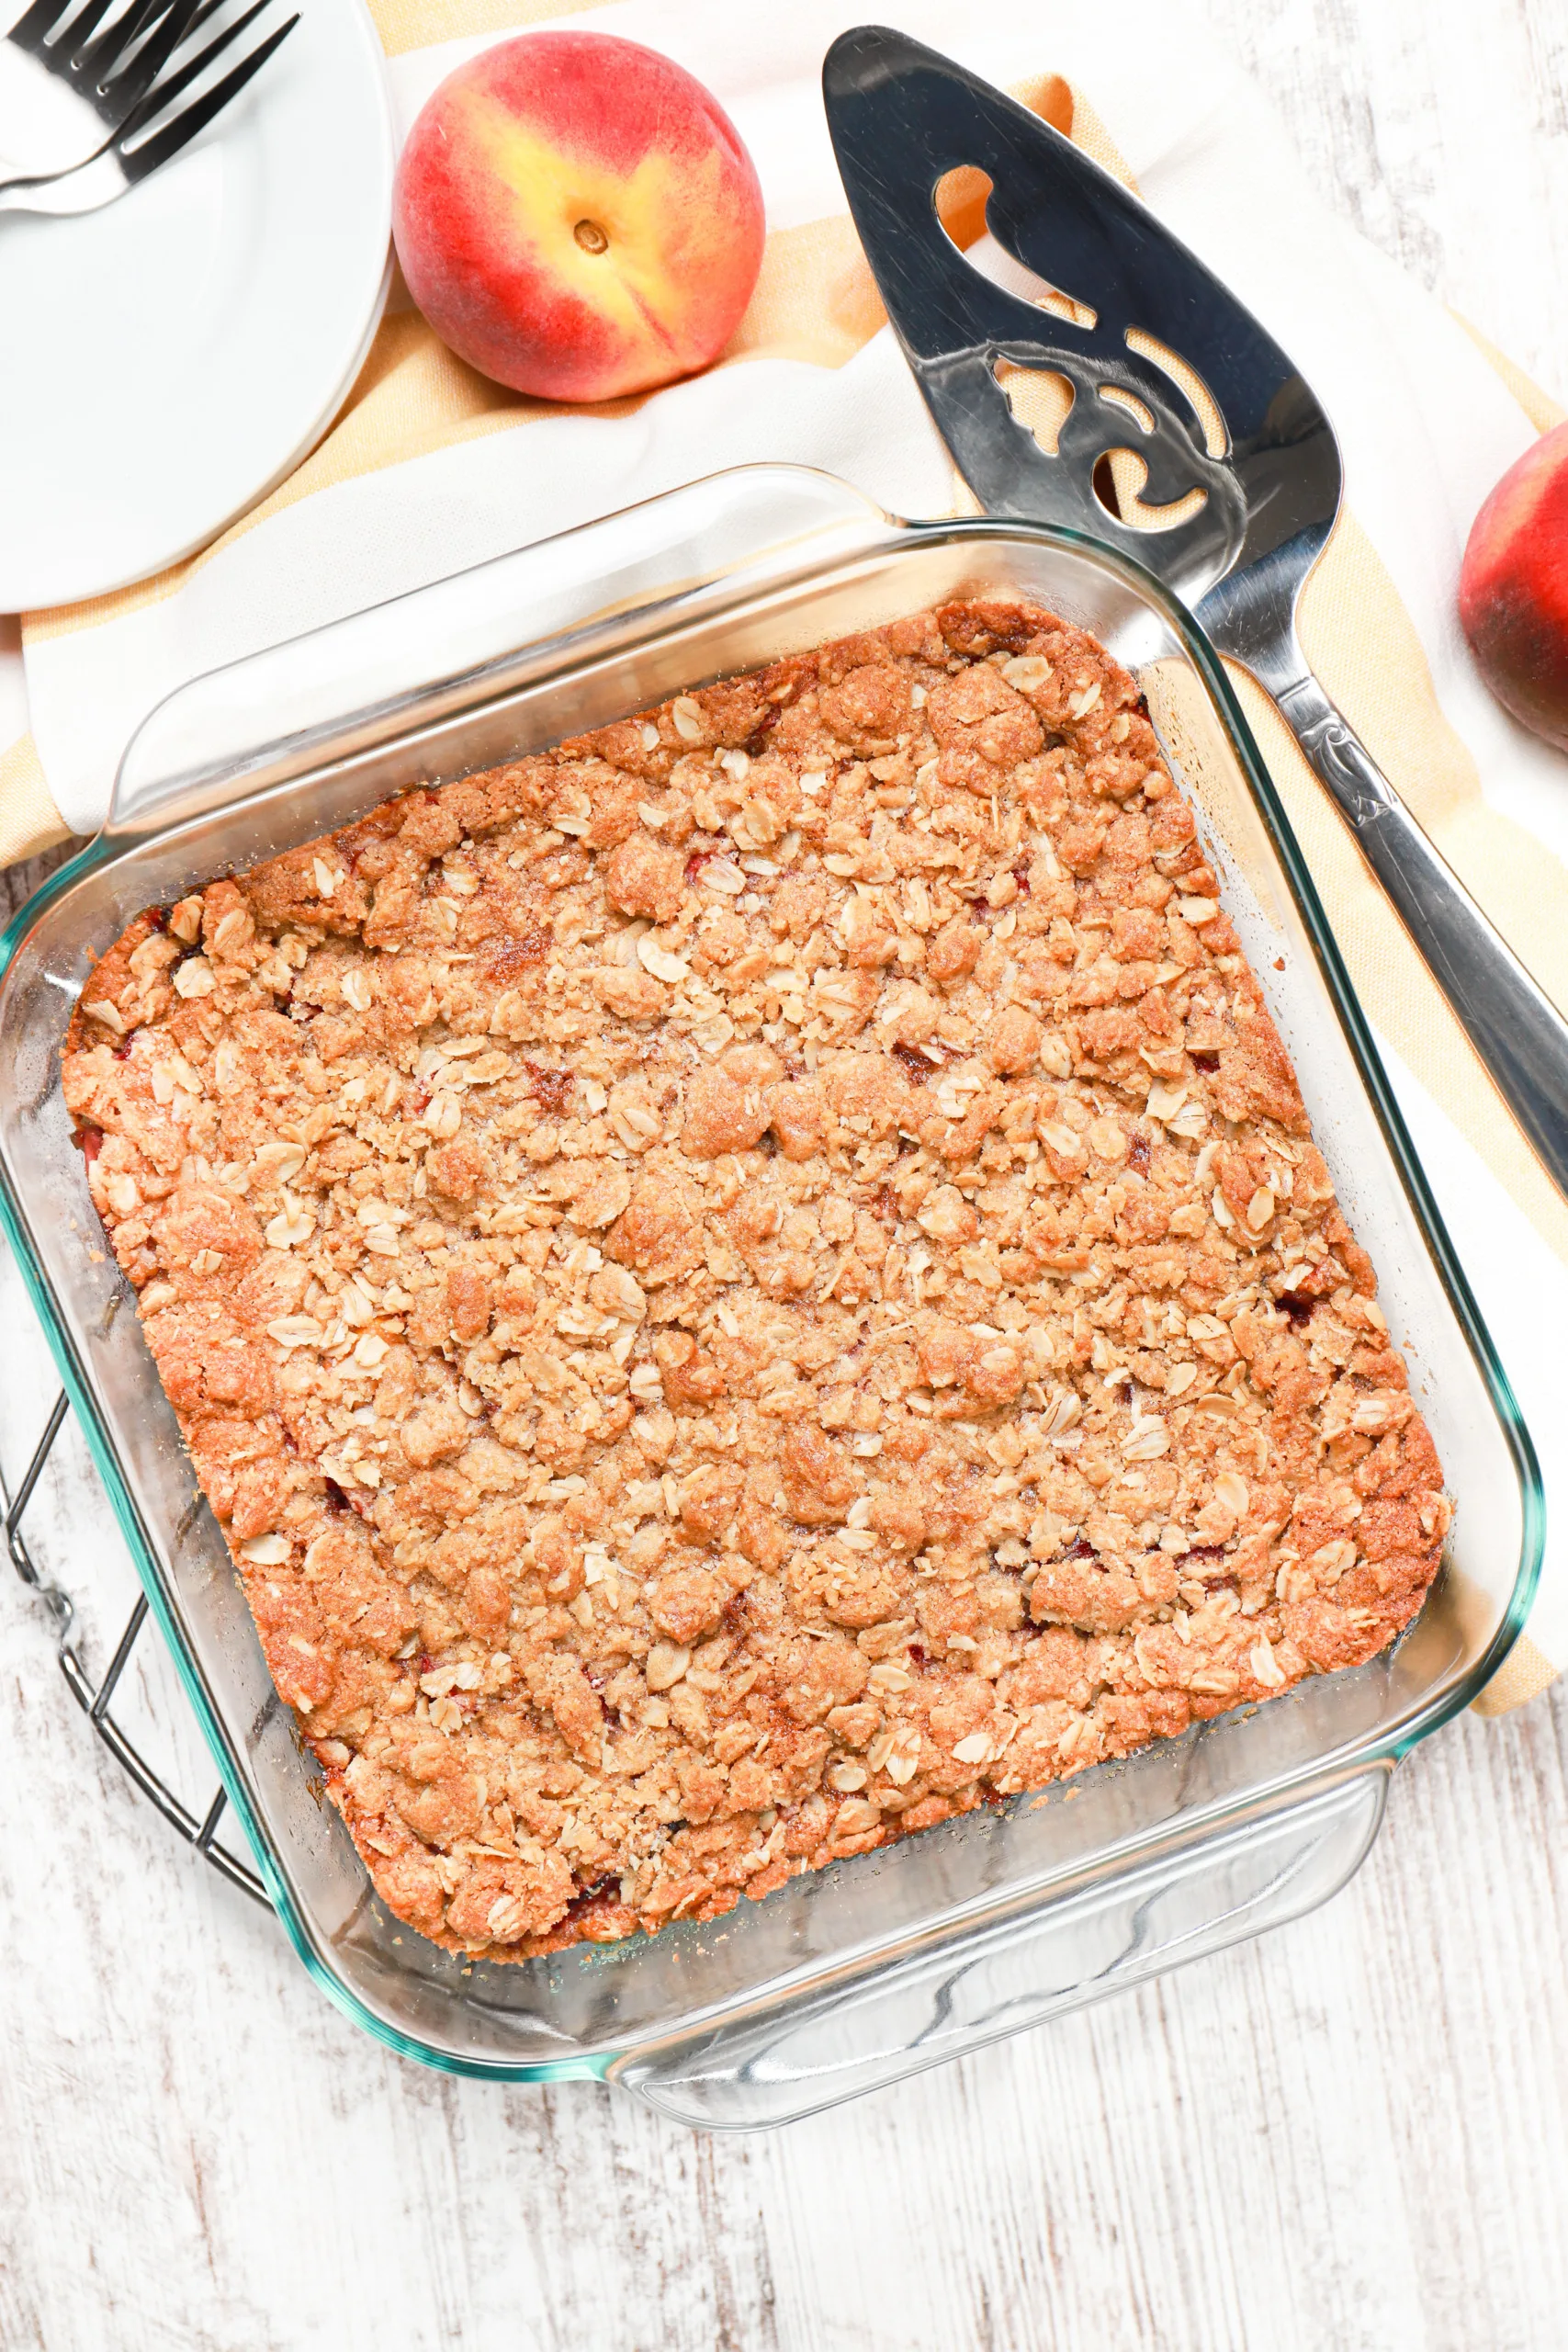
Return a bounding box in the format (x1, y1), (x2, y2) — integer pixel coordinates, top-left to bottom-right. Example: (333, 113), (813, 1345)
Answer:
(0, 466), (1541, 2130)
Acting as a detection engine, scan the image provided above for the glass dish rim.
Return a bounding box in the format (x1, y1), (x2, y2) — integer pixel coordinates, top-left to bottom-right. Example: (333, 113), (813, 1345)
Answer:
(0, 484), (1545, 2085)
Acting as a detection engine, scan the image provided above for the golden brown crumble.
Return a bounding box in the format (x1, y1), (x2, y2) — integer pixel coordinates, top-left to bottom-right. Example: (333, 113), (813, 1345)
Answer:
(62, 599), (1448, 1959)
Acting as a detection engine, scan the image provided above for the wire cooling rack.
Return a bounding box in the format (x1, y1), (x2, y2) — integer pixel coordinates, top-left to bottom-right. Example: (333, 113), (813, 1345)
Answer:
(0, 842), (271, 1910)
(2, 1385), (270, 1908)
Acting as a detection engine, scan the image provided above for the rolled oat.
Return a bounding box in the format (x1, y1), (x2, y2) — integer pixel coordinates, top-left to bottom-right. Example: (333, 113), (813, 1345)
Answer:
(62, 598), (1447, 1960)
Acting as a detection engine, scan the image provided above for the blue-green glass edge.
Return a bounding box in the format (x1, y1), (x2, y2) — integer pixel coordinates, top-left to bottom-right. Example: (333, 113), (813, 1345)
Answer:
(0, 509), (1543, 2085)
(1082, 522), (1550, 1751)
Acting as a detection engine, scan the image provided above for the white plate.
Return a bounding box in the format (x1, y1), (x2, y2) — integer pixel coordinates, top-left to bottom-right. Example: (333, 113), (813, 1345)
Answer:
(0, 0), (394, 611)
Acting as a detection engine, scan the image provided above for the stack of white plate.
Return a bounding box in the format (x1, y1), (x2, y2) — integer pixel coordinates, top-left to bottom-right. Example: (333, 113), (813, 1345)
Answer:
(0, 0), (394, 610)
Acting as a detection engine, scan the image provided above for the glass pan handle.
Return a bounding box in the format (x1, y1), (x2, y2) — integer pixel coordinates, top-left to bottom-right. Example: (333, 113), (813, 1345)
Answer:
(614, 1771), (1388, 2131)
(107, 466), (896, 842)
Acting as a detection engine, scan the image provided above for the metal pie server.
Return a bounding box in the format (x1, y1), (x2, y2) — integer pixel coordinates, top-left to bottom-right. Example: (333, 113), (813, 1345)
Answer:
(824, 24), (1568, 1203)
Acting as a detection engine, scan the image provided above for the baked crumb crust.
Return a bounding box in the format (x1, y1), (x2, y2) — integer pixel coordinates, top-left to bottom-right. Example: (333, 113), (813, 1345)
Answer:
(62, 599), (1448, 1960)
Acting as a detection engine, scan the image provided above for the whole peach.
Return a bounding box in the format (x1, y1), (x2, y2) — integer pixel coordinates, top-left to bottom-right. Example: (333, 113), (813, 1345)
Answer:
(393, 31), (765, 405)
(1459, 417), (1568, 754)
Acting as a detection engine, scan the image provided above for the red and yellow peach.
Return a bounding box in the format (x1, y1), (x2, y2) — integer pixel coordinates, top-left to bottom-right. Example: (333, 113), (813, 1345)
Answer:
(1460, 418), (1568, 754)
(393, 30), (765, 405)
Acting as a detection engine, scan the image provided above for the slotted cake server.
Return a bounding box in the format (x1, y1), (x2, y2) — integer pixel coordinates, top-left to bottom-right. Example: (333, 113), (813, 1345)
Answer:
(823, 25), (1568, 1203)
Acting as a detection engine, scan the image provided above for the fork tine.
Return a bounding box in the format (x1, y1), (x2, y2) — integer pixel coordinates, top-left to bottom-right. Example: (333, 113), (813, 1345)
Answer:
(161, 0), (227, 39)
(83, 0), (202, 102)
(75, 0), (171, 82)
(6, 0), (81, 52)
(73, 0), (174, 85)
(83, 0), (173, 51)
(117, 6), (296, 176)
(62, 0), (125, 67)
(110, 0), (269, 132)
(94, 0), (219, 110)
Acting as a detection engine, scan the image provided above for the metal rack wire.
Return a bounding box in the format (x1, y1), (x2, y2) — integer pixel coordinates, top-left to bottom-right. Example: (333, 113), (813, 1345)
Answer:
(3, 1385), (271, 1908)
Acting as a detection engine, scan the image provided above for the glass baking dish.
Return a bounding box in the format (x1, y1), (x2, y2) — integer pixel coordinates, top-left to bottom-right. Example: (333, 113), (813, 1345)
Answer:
(0, 466), (1542, 2130)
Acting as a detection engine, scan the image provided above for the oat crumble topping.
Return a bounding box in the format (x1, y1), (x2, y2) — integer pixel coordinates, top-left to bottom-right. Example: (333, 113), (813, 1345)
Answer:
(62, 599), (1448, 1959)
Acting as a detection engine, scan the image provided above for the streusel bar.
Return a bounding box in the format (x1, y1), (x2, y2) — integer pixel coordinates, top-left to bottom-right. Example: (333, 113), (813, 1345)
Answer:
(63, 598), (1447, 1958)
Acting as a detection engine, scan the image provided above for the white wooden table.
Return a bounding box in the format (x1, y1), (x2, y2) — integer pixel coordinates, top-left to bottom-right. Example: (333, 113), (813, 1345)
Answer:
(5, 6), (1567, 2345)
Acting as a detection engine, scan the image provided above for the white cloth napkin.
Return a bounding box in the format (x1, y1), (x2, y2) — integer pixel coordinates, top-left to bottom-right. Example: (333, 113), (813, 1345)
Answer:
(4, 0), (1565, 1692)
